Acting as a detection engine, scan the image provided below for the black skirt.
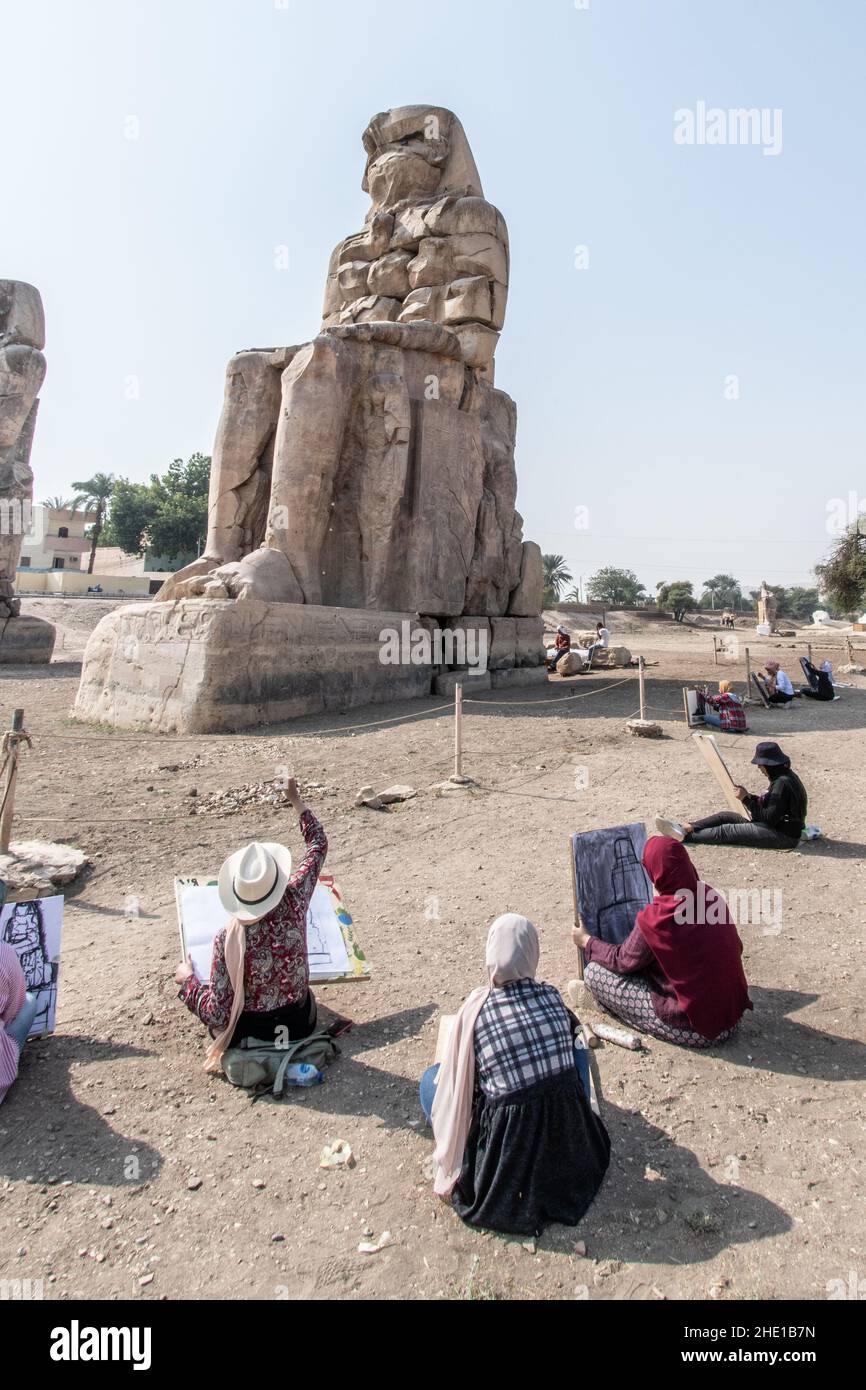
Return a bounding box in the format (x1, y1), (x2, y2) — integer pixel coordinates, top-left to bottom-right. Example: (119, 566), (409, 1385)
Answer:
(452, 1067), (611, 1237)
(228, 990), (317, 1048)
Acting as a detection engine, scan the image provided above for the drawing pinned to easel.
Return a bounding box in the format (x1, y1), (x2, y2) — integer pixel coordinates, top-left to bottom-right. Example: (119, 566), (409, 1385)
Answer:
(570, 824), (652, 948)
(0, 895), (62, 1038)
(174, 874), (369, 985)
(683, 688), (706, 728)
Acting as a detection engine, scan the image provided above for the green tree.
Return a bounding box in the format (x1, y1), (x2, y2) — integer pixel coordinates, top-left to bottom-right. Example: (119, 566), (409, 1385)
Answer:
(587, 567), (647, 607)
(701, 573), (743, 611)
(815, 523), (866, 616)
(101, 480), (158, 555)
(780, 586), (821, 621)
(657, 580), (694, 622)
(42, 496), (79, 512)
(542, 553), (573, 608)
(100, 455), (211, 562)
(71, 473), (116, 573)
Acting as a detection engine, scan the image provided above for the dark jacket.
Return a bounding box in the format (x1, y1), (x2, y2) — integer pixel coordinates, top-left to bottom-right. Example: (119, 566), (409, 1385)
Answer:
(744, 769), (807, 840)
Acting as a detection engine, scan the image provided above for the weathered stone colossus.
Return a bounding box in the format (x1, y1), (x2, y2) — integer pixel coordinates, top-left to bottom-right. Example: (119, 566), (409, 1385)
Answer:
(75, 107), (543, 729)
(0, 281), (55, 662)
(161, 106), (541, 621)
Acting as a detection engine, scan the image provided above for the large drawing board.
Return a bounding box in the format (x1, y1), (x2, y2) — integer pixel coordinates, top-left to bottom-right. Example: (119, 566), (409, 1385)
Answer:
(691, 733), (750, 817)
(683, 688), (706, 728)
(174, 873), (370, 985)
(570, 824), (653, 947)
(0, 895), (62, 1038)
(750, 672), (772, 708)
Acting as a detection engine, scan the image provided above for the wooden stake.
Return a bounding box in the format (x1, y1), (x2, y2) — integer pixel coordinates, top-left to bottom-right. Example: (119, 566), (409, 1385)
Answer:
(745, 646), (752, 703)
(638, 656), (647, 721)
(449, 683), (471, 786)
(0, 709), (25, 855)
(808, 644), (813, 666)
(713, 638), (719, 667)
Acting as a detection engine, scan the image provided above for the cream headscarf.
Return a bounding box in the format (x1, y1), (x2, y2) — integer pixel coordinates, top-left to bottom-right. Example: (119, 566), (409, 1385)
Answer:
(203, 916), (252, 1074)
(431, 914), (539, 1197)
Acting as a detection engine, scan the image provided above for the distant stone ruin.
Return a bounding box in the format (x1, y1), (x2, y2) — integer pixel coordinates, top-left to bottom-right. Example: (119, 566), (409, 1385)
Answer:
(0, 281), (55, 663)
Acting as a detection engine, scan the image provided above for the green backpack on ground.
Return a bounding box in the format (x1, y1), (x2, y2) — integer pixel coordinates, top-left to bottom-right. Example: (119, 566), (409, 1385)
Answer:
(221, 1027), (339, 1095)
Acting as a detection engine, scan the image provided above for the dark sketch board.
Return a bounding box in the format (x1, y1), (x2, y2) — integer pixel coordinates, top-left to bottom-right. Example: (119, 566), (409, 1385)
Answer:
(751, 672), (772, 708)
(571, 824), (653, 947)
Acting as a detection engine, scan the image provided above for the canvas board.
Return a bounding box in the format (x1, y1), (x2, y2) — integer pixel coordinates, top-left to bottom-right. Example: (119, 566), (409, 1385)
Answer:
(570, 824), (653, 947)
(750, 672), (772, 708)
(0, 895), (63, 1038)
(174, 875), (369, 985)
(691, 733), (749, 817)
(683, 687), (706, 728)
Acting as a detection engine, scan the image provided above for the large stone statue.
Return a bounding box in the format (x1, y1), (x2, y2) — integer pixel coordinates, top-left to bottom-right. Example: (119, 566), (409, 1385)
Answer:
(161, 106), (536, 620)
(75, 108), (544, 731)
(0, 281), (54, 662)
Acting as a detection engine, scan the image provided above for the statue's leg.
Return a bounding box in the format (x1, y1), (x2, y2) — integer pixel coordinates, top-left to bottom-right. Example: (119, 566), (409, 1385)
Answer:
(266, 336), (357, 606)
(204, 349), (286, 563)
(356, 373), (411, 609)
(160, 350), (285, 599)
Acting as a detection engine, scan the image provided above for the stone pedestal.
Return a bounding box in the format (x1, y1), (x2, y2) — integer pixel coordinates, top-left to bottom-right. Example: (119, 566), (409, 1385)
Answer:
(0, 614), (56, 664)
(73, 600), (436, 733)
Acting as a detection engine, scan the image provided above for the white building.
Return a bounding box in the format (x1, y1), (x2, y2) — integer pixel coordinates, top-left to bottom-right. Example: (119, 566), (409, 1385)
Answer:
(18, 505), (97, 572)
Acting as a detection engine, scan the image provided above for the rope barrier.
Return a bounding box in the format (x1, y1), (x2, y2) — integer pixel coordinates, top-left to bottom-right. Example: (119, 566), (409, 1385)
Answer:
(463, 675), (637, 708)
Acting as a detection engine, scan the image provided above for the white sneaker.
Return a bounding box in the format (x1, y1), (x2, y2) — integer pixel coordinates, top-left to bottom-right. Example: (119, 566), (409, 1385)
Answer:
(655, 816), (686, 842)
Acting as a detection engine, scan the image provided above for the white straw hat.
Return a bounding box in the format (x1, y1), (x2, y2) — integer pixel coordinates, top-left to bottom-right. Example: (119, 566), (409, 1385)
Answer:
(218, 841), (293, 923)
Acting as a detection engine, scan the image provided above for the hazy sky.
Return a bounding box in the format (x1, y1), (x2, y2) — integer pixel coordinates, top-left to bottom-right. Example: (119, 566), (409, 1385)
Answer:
(4, 0), (864, 598)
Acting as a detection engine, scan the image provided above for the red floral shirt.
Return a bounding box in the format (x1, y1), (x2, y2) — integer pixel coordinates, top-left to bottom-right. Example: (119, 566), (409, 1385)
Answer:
(181, 810), (327, 1029)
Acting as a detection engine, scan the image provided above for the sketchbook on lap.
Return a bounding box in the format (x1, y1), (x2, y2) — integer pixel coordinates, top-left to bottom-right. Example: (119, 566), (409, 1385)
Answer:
(174, 874), (370, 984)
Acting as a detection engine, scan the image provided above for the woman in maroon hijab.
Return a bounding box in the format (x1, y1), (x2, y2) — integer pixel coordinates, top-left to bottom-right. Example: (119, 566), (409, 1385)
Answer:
(573, 837), (752, 1048)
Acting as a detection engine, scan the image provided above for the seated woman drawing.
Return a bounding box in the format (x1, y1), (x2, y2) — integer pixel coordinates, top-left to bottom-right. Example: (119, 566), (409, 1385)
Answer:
(574, 838), (752, 1050)
(1, 882), (40, 1106)
(175, 779), (327, 1073)
(701, 680), (748, 732)
(656, 741), (807, 850)
(421, 913), (610, 1237)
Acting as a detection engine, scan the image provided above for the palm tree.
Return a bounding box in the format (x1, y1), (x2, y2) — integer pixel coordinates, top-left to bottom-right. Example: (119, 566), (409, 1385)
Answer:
(42, 495), (80, 512)
(542, 554), (573, 606)
(71, 473), (116, 573)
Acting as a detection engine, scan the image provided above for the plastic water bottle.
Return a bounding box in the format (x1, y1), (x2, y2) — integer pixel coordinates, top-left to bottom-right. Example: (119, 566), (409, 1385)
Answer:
(284, 1063), (324, 1088)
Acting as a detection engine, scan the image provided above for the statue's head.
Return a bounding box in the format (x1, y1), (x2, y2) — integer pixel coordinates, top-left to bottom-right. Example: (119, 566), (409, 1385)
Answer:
(361, 106), (484, 210)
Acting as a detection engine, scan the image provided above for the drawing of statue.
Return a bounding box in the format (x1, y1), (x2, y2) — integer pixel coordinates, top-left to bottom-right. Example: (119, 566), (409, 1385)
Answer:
(2, 900), (58, 1036)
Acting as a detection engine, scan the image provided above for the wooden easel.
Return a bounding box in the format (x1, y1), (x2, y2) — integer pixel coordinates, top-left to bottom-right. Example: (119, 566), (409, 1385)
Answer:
(570, 846), (586, 981)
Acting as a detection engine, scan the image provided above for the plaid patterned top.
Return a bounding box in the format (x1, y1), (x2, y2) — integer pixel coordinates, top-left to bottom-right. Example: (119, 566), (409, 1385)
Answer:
(474, 979), (576, 1099)
(706, 691), (748, 732)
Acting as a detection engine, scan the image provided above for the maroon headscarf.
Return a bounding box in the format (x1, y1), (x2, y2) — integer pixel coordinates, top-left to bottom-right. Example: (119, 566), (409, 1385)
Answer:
(637, 838), (752, 1041)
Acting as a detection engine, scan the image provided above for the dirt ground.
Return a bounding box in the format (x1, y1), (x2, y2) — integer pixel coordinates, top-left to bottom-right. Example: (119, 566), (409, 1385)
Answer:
(1, 599), (864, 1302)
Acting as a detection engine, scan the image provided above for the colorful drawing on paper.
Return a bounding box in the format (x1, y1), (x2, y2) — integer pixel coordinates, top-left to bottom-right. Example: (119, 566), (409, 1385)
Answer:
(174, 874), (369, 985)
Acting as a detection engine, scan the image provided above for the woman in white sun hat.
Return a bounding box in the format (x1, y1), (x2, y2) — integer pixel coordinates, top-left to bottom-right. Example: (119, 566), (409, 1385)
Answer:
(175, 778), (327, 1072)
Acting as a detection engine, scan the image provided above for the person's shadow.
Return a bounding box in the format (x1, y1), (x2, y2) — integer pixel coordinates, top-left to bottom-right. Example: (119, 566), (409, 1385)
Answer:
(0, 1036), (163, 1187)
(722, 987), (866, 1082)
(558, 1100), (793, 1267)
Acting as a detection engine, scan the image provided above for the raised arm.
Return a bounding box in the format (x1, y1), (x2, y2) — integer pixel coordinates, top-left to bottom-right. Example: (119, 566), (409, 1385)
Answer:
(284, 777), (328, 905)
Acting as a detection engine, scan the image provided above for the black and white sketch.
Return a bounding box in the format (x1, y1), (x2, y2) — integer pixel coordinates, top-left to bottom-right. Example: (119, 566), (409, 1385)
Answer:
(0, 894), (62, 1037)
(571, 823), (653, 947)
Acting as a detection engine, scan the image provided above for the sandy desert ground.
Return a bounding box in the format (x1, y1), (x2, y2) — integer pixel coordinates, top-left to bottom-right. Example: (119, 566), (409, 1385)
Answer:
(0, 598), (864, 1302)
